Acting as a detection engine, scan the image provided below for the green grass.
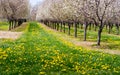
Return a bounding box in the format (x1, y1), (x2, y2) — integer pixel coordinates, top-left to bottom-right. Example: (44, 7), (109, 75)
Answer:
(0, 22), (27, 32)
(0, 22), (120, 75)
(58, 25), (120, 50)
(11, 23), (28, 32)
(0, 22), (9, 31)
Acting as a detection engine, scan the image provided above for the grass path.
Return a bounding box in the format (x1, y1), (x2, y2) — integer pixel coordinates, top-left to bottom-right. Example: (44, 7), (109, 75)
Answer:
(41, 23), (120, 55)
(0, 23), (28, 40)
(0, 22), (120, 75)
(58, 24), (120, 50)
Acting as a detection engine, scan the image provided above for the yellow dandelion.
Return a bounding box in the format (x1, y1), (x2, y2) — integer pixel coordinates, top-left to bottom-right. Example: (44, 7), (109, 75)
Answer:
(61, 69), (67, 72)
(39, 72), (45, 75)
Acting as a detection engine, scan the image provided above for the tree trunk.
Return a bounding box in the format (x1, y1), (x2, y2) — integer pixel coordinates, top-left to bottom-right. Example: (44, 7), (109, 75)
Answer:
(97, 21), (103, 46)
(83, 23), (88, 41)
(117, 27), (119, 35)
(89, 23), (91, 30)
(51, 22), (53, 29)
(77, 23), (79, 28)
(108, 24), (111, 34)
(93, 20), (98, 31)
(95, 25), (97, 31)
(116, 23), (119, 35)
(57, 23), (59, 31)
(9, 21), (11, 30)
(68, 23), (71, 35)
(14, 20), (17, 28)
(64, 23), (65, 33)
(81, 24), (83, 29)
(60, 22), (62, 32)
(97, 28), (102, 46)
(74, 22), (77, 37)
(11, 21), (14, 29)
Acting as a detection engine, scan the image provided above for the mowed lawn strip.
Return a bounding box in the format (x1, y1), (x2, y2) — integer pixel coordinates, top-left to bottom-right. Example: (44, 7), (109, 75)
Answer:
(0, 22), (120, 75)
(51, 23), (120, 50)
(0, 22), (9, 31)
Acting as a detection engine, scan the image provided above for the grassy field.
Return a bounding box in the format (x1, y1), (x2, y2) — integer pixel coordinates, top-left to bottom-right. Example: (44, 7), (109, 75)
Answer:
(0, 22), (27, 32)
(0, 22), (120, 75)
(0, 22), (9, 31)
(11, 23), (28, 32)
(58, 25), (120, 50)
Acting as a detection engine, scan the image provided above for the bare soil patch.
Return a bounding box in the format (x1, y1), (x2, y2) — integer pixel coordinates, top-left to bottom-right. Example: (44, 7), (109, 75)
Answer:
(71, 40), (120, 55)
(0, 31), (22, 40)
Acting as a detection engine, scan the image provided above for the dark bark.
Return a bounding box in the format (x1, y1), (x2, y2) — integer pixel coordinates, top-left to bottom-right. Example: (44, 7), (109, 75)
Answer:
(57, 23), (59, 31)
(63, 23), (65, 33)
(9, 20), (12, 30)
(83, 22), (88, 41)
(108, 25), (111, 34)
(68, 23), (71, 35)
(81, 24), (83, 29)
(77, 23), (80, 28)
(97, 21), (104, 46)
(116, 23), (119, 35)
(60, 22), (62, 32)
(92, 18), (98, 31)
(97, 28), (102, 46)
(11, 21), (14, 29)
(74, 22), (77, 38)
(108, 23), (111, 34)
(89, 22), (92, 30)
(14, 19), (17, 28)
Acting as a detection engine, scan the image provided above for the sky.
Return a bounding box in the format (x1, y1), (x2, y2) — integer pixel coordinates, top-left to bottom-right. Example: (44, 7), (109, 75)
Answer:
(30, 0), (44, 6)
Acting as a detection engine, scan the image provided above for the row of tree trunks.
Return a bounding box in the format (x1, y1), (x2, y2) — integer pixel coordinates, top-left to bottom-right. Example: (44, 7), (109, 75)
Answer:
(42, 20), (120, 36)
(41, 19), (120, 46)
(41, 20), (83, 38)
(8, 18), (27, 30)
